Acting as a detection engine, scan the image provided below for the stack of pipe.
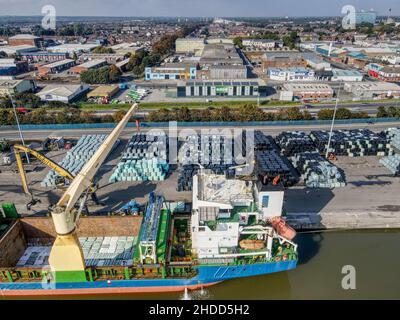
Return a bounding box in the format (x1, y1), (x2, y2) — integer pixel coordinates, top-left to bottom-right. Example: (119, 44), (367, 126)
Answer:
(310, 129), (387, 157)
(110, 132), (169, 182)
(256, 150), (299, 187)
(177, 134), (237, 191)
(380, 128), (400, 175)
(275, 131), (317, 156)
(291, 151), (346, 188)
(41, 134), (107, 187)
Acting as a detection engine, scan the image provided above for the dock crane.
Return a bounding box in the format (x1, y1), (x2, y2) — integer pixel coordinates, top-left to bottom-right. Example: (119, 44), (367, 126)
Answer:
(13, 144), (97, 210)
(48, 103), (138, 282)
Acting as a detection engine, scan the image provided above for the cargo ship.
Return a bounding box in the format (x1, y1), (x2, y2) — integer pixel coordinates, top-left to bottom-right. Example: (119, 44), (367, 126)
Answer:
(0, 172), (297, 297)
(0, 105), (297, 296)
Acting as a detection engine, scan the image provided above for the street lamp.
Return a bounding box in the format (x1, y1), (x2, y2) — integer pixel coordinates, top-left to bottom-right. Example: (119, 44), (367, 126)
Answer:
(9, 93), (30, 164)
(325, 81), (343, 159)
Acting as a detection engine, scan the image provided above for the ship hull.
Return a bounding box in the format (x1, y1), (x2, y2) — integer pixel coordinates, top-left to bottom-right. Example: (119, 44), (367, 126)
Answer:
(0, 260), (297, 297)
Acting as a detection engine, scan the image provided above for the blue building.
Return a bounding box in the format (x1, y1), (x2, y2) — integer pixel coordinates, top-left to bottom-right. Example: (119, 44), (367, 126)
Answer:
(145, 63), (196, 81)
(355, 11), (377, 25)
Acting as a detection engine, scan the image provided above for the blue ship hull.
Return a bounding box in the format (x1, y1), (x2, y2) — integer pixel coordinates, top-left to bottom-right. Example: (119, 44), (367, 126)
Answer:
(0, 260), (297, 296)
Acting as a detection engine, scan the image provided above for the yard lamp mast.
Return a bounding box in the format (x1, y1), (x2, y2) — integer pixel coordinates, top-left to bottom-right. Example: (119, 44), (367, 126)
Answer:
(325, 81), (343, 159)
(9, 93), (30, 164)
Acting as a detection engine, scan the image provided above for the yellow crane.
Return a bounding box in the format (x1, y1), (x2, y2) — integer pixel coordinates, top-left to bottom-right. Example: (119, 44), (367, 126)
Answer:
(48, 103), (138, 282)
(14, 144), (75, 210)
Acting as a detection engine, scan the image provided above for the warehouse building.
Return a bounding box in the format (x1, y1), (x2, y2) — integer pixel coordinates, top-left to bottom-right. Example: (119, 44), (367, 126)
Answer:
(20, 51), (70, 63)
(0, 59), (28, 76)
(8, 34), (42, 47)
(0, 79), (35, 96)
(331, 69), (363, 82)
(208, 65), (248, 79)
(37, 59), (75, 76)
(280, 83), (334, 101)
(87, 85), (120, 100)
(242, 39), (277, 49)
(268, 67), (315, 82)
(261, 52), (307, 71)
(36, 84), (90, 103)
(110, 43), (144, 56)
(302, 53), (331, 71)
(0, 45), (38, 56)
(177, 80), (267, 97)
(145, 63), (197, 80)
(68, 59), (107, 74)
(175, 38), (205, 55)
(79, 53), (126, 64)
(200, 43), (243, 66)
(344, 82), (400, 99)
(47, 43), (98, 55)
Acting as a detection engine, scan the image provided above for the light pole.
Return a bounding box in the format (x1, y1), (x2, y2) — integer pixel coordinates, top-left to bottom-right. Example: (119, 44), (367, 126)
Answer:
(325, 81), (343, 159)
(9, 93), (30, 164)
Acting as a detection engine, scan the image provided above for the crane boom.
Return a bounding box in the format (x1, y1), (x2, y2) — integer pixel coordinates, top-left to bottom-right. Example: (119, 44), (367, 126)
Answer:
(51, 103), (138, 235)
(14, 144), (75, 196)
(49, 104), (137, 281)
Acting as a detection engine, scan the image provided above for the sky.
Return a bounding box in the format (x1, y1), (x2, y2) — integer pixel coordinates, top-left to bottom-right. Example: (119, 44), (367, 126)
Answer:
(0, 0), (399, 17)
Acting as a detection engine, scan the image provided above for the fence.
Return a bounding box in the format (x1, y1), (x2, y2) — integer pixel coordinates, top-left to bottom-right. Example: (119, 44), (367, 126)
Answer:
(1, 117), (399, 131)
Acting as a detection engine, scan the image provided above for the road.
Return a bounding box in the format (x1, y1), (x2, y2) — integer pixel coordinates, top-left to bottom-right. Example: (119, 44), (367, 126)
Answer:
(2, 121), (400, 141)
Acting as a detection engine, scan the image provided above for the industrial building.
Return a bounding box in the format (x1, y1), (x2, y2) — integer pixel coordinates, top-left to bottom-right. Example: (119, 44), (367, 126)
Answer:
(344, 82), (400, 99)
(268, 67), (315, 82)
(37, 59), (75, 76)
(145, 63), (197, 81)
(110, 43), (144, 56)
(261, 52), (307, 71)
(0, 79), (35, 96)
(302, 53), (331, 71)
(0, 59), (28, 76)
(208, 65), (248, 80)
(177, 80), (267, 97)
(200, 43), (243, 66)
(47, 44), (98, 55)
(68, 59), (107, 75)
(175, 38), (205, 55)
(87, 85), (120, 100)
(0, 45), (38, 56)
(331, 69), (363, 82)
(36, 84), (90, 103)
(242, 39), (277, 49)
(355, 10), (377, 25)
(8, 34), (42, 47)
(280, 83), (334, 101)
(20, 51), (70, 63)
(79, 53), (126, 64)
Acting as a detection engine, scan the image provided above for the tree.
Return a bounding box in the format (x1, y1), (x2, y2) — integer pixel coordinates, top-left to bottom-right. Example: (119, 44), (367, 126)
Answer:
(377, 106), (388, 118)
(92, 46), (114, 54)
(233, 37), (243, 49)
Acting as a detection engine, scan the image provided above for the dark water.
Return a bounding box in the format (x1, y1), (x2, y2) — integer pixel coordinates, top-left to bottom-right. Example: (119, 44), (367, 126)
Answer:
(18, 230), (400, 300)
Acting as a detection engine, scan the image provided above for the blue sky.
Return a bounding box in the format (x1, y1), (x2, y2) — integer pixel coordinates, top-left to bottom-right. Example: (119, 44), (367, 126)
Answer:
(0, 0), (398, 17)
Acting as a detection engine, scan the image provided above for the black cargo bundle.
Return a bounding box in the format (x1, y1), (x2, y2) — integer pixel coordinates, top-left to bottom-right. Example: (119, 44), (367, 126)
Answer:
(256, 150), (299, 186)
(177, 134), (241, 191)
(251, 130), (277, 151)
(310, 129), (388, 157)
(122, 132), (168, 161)
(275, 131), (317, 156)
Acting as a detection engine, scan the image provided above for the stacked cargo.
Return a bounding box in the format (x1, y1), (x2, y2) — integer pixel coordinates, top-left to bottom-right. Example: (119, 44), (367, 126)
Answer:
(109, 132), (169, 182)
(256, 150), (299, 186)
(275, 131), (317, 156)
(41, 134), (107, 187)
(310, 129), (387, 157)
(177, 134), (237, 191)
(291, 151), (346, 188)
(81, 236), (136, 267)
(380, 128), (400, 175)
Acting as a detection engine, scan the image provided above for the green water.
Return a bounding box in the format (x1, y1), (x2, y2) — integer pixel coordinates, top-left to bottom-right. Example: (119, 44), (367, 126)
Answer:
(107, 229), (400, 300)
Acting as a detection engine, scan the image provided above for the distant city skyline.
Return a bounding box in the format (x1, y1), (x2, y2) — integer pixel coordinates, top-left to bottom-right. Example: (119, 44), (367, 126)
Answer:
(0, 0), (399, 18)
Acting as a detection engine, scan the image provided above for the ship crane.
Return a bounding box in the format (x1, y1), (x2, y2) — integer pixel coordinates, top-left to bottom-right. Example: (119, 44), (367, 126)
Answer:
(48, 104), (138, 281)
